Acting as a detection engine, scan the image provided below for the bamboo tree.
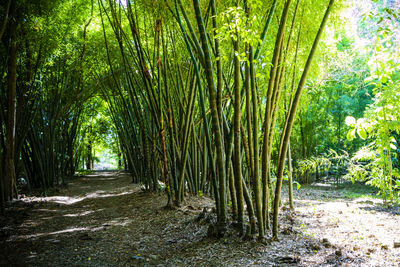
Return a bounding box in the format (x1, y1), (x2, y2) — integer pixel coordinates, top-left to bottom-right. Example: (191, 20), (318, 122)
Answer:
(273, 0), (336, 240)
(287, 141), (294, 209)
(173, 0), (219, 208)
(233, 27), (244, 233)
(210, 0), (224, 137)
(192, 0), (227, 231)
(250, 45), (264, 238)
(160, 25), (173, 206)
(4, 2), (18, 201)
(261, 0), (293, 232)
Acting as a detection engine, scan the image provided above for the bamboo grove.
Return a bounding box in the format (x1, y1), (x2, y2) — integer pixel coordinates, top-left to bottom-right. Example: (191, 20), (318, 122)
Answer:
(96, 0), (337, 239)
(1, 0), (96, 211)
(1, 0), (340, 240)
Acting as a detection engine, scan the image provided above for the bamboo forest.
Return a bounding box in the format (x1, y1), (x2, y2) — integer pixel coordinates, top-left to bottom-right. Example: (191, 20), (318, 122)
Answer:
(1, 0), (400, 265)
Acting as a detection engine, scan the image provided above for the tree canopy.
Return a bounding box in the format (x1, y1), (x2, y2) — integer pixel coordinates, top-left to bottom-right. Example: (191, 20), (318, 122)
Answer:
(1, 0), (399, 242)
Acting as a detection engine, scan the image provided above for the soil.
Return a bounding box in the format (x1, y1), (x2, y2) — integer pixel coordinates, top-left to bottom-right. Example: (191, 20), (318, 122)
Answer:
(1, 172), (399, 266)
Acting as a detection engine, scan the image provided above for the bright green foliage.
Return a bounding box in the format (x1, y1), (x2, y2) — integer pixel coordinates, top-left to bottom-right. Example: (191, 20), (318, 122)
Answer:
(289, 28), (371, 167)
(345, 5), (400, 203)
(0, 0), (113, 192)
(1, 0), (398, 240)
(77, 98), (121, 170)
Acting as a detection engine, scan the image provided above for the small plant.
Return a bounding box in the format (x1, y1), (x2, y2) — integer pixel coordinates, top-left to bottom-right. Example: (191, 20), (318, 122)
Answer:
(76, 169), (95, 176)
(329, 216), (340, 226)
(297, 149), (350, 185)
(354, 235), (364, 241)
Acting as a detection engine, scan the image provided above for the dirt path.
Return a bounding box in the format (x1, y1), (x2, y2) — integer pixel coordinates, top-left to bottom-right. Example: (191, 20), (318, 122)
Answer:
(292, 184), (400, 266)
(0, 172), (399, 266)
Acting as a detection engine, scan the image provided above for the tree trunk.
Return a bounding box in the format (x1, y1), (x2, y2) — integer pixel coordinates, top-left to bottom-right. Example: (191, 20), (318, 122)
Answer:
(118, 152), (122, 169)
(4, 12), (17, 201)
(192, 0), (227, 232)
(228, 164), (237, 220)
(233, 32), (244, 234)
(250, 46), (264, 238)
(287, 141), (294, 209)
(272, 0), (336, 240)
(86, 141), (92, 170)
(262, 0), (292, 233)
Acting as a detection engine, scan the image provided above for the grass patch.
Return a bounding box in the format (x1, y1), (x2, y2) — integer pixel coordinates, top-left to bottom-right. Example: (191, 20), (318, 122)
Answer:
(337, 182), (379, 200)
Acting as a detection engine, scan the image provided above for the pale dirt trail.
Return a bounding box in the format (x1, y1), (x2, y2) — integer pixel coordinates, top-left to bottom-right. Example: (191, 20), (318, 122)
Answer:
(1, 172), (399, 266)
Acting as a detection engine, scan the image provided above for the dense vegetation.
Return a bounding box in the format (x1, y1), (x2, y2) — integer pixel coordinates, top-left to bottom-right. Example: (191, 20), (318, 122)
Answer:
(1, 0), (399, 242)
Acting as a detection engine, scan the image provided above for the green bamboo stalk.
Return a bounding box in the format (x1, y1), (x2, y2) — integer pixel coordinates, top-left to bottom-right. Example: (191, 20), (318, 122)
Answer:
(192, 0), (227, 231)
(250, 45), (264, 238)
(261, 0), (292, 232)
(233, 30), (244, 234)
(273, 0), (336, 240)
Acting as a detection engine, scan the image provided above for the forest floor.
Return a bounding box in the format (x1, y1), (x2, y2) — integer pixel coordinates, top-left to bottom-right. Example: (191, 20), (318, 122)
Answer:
(1, 172), (400, 266)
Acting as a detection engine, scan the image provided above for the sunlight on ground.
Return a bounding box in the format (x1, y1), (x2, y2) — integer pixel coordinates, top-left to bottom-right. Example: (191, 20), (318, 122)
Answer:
(11, 227), (89, 241)
(63, 210), (98, 217)
(10, 216), (134, 241)
(297, 195), (400, 266)
(312, 183), (332, 188)
(22, 189), (137, 206)
(105, 218), (133, 227)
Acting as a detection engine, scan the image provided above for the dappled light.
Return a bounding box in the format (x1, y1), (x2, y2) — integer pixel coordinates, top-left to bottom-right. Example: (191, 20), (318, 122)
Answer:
(63, 210), (98, 217)
(11, 227), (90, 241)
(2, 171), (399, 266)
(294, 195), (400, 265)
(39, 190), (137, 205)
(1, 0), (400, 266)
